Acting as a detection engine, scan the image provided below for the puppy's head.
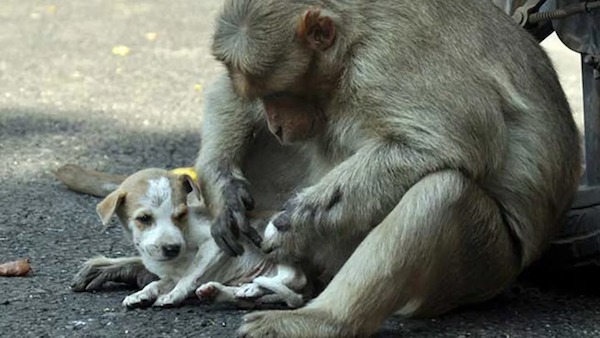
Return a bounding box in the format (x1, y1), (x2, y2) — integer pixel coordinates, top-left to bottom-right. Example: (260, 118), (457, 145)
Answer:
(96, 168), (203, 262)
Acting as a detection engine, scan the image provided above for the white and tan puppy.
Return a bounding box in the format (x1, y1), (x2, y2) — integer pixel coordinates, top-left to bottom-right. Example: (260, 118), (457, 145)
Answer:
(58, 165), (307, 309)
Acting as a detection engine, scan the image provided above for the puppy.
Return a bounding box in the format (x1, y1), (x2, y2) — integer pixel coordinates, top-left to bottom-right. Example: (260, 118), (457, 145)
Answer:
(57, 165), (307, 308)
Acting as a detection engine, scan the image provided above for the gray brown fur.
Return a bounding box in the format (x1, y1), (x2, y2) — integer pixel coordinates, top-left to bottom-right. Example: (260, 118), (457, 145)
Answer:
(194, 0), (582, 337)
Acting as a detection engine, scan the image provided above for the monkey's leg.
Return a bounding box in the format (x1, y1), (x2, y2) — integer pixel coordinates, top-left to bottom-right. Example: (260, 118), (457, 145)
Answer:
(239, 170), (522, 338)
(71, 256), (157, 292)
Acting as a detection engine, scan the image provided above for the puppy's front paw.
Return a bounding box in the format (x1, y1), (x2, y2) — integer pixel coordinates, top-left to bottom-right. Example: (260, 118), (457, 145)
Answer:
(153, 289), (187, 308)
(122, 290), (155, 308)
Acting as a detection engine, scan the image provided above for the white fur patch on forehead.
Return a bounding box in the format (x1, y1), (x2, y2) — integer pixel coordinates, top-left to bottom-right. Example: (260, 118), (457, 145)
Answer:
(142, 177), (172, 208)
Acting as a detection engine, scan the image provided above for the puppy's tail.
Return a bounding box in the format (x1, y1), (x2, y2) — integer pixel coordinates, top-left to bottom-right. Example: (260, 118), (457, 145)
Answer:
(53, 164), (127, 197)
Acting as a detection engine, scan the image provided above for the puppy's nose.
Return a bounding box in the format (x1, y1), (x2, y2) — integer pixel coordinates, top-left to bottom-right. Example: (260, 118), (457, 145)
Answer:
(162, 244), (181, 258)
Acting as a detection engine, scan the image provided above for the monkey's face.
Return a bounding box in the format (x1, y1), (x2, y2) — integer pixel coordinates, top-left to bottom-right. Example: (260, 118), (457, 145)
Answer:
(212, 0), (337, 144)
(226, 59), (325, 145)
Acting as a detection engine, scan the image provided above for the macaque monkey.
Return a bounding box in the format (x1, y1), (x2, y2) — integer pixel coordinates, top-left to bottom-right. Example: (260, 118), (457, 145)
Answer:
(71, 0), (581, 337)
(195, 0), (582, 337)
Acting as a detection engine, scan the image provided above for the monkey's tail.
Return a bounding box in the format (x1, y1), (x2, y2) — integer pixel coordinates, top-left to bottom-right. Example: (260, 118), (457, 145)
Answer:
(53, 164), (127, 198)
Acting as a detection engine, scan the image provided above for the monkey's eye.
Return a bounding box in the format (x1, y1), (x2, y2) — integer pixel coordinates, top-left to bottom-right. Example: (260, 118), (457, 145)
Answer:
(136, 214), (153, 224)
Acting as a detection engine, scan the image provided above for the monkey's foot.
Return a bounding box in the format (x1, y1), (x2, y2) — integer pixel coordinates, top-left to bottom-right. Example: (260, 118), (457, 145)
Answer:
(238, 309), (352, 338)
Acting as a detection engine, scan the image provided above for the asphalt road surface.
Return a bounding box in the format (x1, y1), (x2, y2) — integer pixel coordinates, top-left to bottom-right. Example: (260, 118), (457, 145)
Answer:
(1, 1), (599, 337)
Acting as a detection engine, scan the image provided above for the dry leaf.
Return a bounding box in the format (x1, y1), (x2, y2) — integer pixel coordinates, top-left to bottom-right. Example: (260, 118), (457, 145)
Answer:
(0, 258), (31, 277)
(112, 45), (131, 56)
(194, 84), (203, 92)
(145, 32), (157, 41)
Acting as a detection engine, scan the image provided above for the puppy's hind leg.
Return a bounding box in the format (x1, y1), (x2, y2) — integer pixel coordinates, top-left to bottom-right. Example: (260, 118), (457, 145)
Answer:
(71, 256), (157, 292)
(234, 283), (264, 299)
(196, 282), (256, 308)
(250, 265), (306, 308)
(229, 281), (303, 308)
(239, 170), (522, 338)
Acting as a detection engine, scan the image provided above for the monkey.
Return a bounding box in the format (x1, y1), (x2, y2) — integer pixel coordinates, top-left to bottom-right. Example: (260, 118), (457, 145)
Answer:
(192, 0), (582, 337)
(69, 0), (581, 337)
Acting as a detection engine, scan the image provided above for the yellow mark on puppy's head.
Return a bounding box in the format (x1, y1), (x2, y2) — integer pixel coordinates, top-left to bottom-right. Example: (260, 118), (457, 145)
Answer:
(169, 167), (199, 183)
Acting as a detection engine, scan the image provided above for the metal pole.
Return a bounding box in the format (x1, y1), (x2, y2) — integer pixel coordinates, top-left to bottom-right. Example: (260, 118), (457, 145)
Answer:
(582, 54), (600, 186)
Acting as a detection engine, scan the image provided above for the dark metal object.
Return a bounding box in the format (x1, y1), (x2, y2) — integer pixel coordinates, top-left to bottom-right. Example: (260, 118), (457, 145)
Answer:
(491, 0), (556, 41)
(529, 19), (558, 41)
(575, 56), (600, 209)
(552, 2), (600, 209)
(553, 0), (600, 54)
(529, 1), (600, 24)
(581, 55), (600, 186)
(512, 0), (548, 26)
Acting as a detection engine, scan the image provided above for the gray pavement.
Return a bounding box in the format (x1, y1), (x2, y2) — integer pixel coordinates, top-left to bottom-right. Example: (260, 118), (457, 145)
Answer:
(1, 1), (600, 337)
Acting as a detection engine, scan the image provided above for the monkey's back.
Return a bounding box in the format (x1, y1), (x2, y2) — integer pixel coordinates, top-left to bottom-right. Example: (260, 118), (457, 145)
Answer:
(341, 0), (582, 266)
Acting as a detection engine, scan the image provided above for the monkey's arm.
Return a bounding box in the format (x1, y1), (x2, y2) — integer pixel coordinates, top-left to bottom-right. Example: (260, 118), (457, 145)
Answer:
(263, 140), (450, 260)
(195, 74), (264, 256)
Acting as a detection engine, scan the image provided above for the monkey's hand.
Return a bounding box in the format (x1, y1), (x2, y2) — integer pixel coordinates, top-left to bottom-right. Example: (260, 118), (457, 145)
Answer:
(210, 176), (262, 256)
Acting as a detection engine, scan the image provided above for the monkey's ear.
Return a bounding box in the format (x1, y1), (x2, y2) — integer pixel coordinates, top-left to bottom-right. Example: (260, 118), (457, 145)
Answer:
(96, 190), (126, 226)
(298, 9), (336, 51)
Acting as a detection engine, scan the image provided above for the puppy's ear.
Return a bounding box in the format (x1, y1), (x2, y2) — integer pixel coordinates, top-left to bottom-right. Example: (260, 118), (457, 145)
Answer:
(178, 174), (203, 207)
(96, 190), (126, 226)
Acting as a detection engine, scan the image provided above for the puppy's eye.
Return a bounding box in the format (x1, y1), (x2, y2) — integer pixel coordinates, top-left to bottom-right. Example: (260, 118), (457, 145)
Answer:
(136, 214), (153, 224)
